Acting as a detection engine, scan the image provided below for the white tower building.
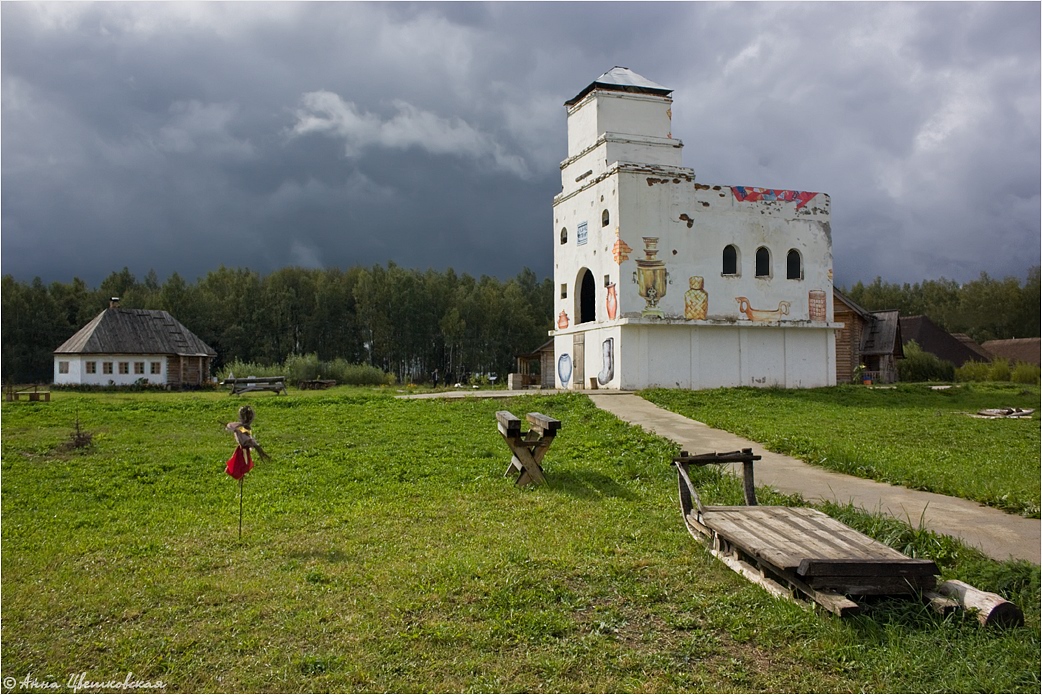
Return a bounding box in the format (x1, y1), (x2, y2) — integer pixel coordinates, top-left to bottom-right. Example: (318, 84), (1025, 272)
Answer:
(552, 68), (839, 390)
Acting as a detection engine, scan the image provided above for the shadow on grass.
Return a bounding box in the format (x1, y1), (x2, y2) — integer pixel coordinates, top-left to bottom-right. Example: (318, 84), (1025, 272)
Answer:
(548, 469), (637, 501)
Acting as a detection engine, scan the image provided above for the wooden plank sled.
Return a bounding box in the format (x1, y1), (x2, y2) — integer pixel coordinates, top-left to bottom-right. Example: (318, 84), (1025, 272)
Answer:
(672, 450), (1021, 624)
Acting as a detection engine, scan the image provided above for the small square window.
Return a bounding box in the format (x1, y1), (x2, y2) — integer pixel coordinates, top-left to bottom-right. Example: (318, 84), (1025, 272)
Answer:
(560, 284), (568, 299)
(103, 362), (113, 374)
(134, 362), (145, 374)
(58, 361), (69, 374)
(119, 362), (129, 374)
(150, 362), (161, 374)
(86, 362), (97, 374)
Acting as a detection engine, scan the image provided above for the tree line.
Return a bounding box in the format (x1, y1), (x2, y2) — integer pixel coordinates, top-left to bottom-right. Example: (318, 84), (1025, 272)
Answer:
(4, 264), (1038, 385)
(841, 267), (1040, 344)
(2, 264), (554, 385)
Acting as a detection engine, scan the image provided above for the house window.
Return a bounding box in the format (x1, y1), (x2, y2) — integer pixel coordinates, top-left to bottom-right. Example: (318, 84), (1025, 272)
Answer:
(103, 362), (113, 374)
(601, 209), (610, 227)
(151, 362), (161, 374)
(134, 362), (145, 374)
(86, 362), (97, 374)
(786, 249), (803, 280)
(58, 361), (69, 374)
(722, 245), (739, 275)
(119, 362), (129, 374)
(560, 228), (568, 244)
(755, 247), (771, 278)
(560, 284), (568, 299)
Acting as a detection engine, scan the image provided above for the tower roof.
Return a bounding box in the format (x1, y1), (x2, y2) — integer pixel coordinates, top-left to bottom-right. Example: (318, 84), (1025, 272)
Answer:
(565, 67), (672, 106)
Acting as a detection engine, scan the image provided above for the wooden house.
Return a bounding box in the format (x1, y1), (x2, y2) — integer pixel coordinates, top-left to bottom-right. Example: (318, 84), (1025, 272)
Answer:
(513, 339), (555, 389)
(833, 289), (903, 383)
(53, 299), (216, 388)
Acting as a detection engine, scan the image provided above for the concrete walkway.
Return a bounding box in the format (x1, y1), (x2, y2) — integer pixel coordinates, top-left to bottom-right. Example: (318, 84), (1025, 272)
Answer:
(588, 392), (1040, 565)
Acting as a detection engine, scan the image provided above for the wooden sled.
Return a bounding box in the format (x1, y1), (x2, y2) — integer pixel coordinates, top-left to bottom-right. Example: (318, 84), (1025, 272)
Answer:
(673, 449), (1023, 625)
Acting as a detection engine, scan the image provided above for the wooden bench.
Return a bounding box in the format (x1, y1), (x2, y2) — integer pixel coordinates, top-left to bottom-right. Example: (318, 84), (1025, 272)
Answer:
(496, 411), (561, 487)
(7, 385), (51, 402)
(221, 376), (287, 396)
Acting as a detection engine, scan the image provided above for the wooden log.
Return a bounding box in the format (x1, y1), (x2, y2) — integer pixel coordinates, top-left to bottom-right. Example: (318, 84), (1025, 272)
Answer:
(924, 590), (960, 617)
(526, 412), (561, 435)
(935, 579), (1024, 627)
(797, 558), (940, 579)
(496, 411), (521, 438)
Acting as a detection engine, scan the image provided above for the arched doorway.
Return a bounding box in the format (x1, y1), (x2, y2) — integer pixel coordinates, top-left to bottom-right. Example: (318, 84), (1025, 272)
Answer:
(578, 268), (596, 324)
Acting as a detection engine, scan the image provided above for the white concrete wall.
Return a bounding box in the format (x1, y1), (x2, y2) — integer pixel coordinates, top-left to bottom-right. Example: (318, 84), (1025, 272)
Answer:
(566, 91), (674, 158)
(615, 324), (835, 390)
(53, 354), (167, 386)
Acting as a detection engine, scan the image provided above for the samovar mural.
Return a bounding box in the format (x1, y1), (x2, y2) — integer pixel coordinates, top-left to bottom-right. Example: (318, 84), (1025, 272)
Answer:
(633, 237), (669, 318)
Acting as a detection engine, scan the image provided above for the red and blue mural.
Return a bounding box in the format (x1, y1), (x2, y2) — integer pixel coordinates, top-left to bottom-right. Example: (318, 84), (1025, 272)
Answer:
(732, 186), (817, 210)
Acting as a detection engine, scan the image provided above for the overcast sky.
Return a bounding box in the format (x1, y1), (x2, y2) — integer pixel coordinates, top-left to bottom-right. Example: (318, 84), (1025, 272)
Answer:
(3, 1), (1039, 289)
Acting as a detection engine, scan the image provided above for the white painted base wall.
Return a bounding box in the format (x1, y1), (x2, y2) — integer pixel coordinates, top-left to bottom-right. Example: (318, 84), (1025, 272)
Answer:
(53, 354), (167, 386)
(553, 321), (837, 390)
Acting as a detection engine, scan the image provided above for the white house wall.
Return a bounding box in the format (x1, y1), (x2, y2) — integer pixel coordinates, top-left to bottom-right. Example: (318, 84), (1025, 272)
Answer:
(53, 354), (168, 386)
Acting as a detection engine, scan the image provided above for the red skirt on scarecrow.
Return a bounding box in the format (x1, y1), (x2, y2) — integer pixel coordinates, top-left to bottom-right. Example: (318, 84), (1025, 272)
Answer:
(226, 445), (254, 480)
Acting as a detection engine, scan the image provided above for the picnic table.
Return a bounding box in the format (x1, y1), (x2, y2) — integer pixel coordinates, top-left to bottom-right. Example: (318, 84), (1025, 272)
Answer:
(496, 410), (561, 487)
(221, 376), (287, 396)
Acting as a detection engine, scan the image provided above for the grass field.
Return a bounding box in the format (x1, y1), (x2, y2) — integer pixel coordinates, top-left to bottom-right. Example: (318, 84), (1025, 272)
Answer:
(1, 388), (1039, 693)
(643, 383), (1042, 517)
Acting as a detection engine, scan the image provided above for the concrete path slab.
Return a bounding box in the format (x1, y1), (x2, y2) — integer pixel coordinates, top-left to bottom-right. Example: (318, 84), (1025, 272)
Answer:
(588, 393), (1040, 565)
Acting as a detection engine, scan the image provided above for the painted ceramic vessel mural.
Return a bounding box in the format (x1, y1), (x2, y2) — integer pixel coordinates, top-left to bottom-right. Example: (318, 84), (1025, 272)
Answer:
(808, 289), (826, 322)
(736, 297), (791, 321)
(557, 354), (572, 386)
(605, 283), (618, 320)
(597, 338), (614, 386)
(684, 276), (708, 320)
(634, 237), (668, 318)
(557, 310), (570, 329)
(612, 230), (632, 264)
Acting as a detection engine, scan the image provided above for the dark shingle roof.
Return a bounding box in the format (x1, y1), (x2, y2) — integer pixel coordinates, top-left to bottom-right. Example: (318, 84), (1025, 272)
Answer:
(861, 310), (903, 357)
(566, 67), (672, 106)
(54, 308), (216, 357)
(899, 315), (985, 367)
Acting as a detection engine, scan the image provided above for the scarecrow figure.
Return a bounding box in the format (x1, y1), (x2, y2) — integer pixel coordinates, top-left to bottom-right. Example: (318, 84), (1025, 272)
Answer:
(225, 404), (269, 478)
(225, 405), (270, 539)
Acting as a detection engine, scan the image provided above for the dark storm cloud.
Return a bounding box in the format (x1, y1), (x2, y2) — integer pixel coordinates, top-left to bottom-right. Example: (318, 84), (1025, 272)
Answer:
(2, 2), (1038, 288)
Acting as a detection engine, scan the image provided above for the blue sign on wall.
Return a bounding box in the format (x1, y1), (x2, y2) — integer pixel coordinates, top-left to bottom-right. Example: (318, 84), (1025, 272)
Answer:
(577, 221), (588, 246)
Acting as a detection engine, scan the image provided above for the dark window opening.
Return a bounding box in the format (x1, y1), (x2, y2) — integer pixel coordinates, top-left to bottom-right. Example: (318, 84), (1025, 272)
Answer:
(786, 249), (802, 280)
(601, 209), (610, 227)
(722, 245), (738, 275)
(755, 247), (771, 278)
(560, 228), (568, 244)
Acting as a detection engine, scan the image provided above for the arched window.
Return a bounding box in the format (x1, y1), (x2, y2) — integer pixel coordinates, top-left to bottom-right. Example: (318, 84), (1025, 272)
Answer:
(560, 227), (568, 244)
(786, 249), (803, 280)
(578, 269), (596, 324)
(601, 209), (610, 227)
(722, 245), (738, 275)
(755, 247), (771, 278)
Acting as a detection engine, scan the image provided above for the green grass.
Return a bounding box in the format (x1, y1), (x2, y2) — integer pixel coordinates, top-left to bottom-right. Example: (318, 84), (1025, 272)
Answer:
(642, 383), (1042, 517)
(2, 389), (1039, 692)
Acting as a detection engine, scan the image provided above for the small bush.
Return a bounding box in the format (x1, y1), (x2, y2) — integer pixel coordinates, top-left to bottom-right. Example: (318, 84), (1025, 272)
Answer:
(988, 359), (1011, 382)
(218, 359), (283, 380)
(1011, 362), (1041, 385)
(955, 361), (992, 383)
(898, 341), (955, 382)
